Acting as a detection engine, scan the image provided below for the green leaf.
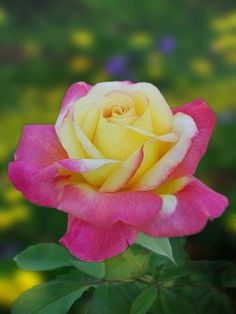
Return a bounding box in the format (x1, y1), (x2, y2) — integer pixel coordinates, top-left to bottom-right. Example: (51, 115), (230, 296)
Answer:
(130, 286), (157, 314)
(12, 271), (97, 314)
(159, 265), (191, 282)
(89, 283), (140, 314)
(70, 260), (105, 279)
(160, 287), (195, 314)
(196, 290), (234, 314)
(221, 264), (236, 287)
(14, 243), (73, 271)
(105, 255), (133, 280)
(169, 238), (188, 265)
(136, 233), (174, 263)
(14, 243), (106, 279)
(189, 261), (228, 285)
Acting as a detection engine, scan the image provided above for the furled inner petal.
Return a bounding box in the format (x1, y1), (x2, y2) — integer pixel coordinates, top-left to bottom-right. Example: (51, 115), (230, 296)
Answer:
(88, 82), (174, 135)
(99, 146), (144, 192)
(133, 112), (198, 191)
(129, 83), (173, 135)
(93, 115), (150, 160)
(55, 111), (88, 159)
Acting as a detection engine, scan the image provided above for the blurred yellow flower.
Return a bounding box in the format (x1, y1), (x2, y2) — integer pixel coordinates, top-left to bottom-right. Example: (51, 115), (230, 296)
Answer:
(129, 32), (152, 48)
(212, 34), (236, 52)
(190, 58), (213, 76)
(146, 52), (164, 79)
(226, 214), (236, 234)
(70, 29), (94, 48)
(4, 187), (22, 202)
(0, 7), (7, 25)
(211, 11), (236, 32)
(0, 206), (30, 230)
(225, 51), (236, 64)
(0, 142), (7, 161)
(92, 70), (110, 83)
(69, 55), (92, 73)
(0, 270), (43, 307)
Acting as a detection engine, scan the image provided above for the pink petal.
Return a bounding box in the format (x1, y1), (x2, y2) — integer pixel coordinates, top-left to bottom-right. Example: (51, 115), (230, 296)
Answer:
(171, 99), (215, 178)
(8, 125), (67, 207)
(60, 216), (137, 262)
(138, 177), (228, 237)
(59, 184), (162, 226)
(14, 125), (68, 168)
(57, 82), (92, 125)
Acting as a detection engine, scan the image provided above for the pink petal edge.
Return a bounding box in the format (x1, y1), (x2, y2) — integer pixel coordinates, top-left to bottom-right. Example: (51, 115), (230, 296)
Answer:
(60, 216), (137, 262)
(138, 177), (228, 237)
(171, 98), (215, 178)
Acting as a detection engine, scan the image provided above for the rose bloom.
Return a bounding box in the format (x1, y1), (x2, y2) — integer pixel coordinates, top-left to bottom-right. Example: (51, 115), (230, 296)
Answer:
(8, 81), (228, 261)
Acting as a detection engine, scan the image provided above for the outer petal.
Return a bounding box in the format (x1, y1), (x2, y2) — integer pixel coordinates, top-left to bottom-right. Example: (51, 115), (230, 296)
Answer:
(8, 125), (68, 207)
(56, 82), (92, 125)
(138, 178), (228, 237)
(58, 184), (162, 227)
(60, 216), (137, 262)
(171, 98), (215, 178)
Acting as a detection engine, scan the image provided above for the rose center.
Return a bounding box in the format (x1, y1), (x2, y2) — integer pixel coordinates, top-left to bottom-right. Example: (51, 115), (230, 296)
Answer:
(103, 103), (133, 119)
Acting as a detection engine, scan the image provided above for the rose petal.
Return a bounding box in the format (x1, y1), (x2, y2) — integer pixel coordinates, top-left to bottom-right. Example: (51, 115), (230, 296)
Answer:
(59, 184), (162, 226)
(133, 112), (197, 191)
(138, 177), (228, 237)
(99, 146), (144, 192)
(60, 216), (137, 262)
(56, 82), (92, 126)
(58, 158), (120, 173)
(8, 125), (67, 207)
(93, 115), (149, 160)
(171, 98), (215, 178)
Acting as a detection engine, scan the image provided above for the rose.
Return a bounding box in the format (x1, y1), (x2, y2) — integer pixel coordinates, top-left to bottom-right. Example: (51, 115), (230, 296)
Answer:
(8, 81), (228, 262)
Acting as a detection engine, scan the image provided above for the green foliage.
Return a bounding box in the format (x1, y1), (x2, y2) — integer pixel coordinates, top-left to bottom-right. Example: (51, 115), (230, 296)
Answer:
(136, 233), (174, 262)
(12, 271), (96, 314)
(14, 243), (73, 271)
(14, 243), (105, 279)
(88, 283), (140, 314)
(12, 240), (236, 314)
(130, 286), (157, 314)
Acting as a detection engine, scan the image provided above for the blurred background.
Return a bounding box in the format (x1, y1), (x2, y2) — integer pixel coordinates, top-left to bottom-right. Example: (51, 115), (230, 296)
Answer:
(0, 0), (236, 312)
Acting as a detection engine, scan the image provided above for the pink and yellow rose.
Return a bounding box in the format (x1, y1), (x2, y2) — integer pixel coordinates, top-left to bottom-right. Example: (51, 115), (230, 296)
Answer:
(8, 81), (228, 261)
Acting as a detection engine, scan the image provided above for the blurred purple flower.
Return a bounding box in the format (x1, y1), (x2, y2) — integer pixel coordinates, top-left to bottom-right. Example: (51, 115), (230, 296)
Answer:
(219, 111), (234, 124)
(105, 55), (127, 75)
(0, 243), (19, 259)
(158, 36), (177, 55)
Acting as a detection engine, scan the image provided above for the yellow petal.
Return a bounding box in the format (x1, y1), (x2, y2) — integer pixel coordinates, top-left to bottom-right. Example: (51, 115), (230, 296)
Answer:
(99, 146), (144, 192)
(133, 107), (153, 132)
(82, 162), (120, 187)
(93, 116), (149, 160)
(130, 83), (173, 135)
(55, 111), (87, 159)
(125, 139), (172, 188)
(155, 177), (190, 194)
(81, 105), (101, 140)
(133, 113), (197, 191)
